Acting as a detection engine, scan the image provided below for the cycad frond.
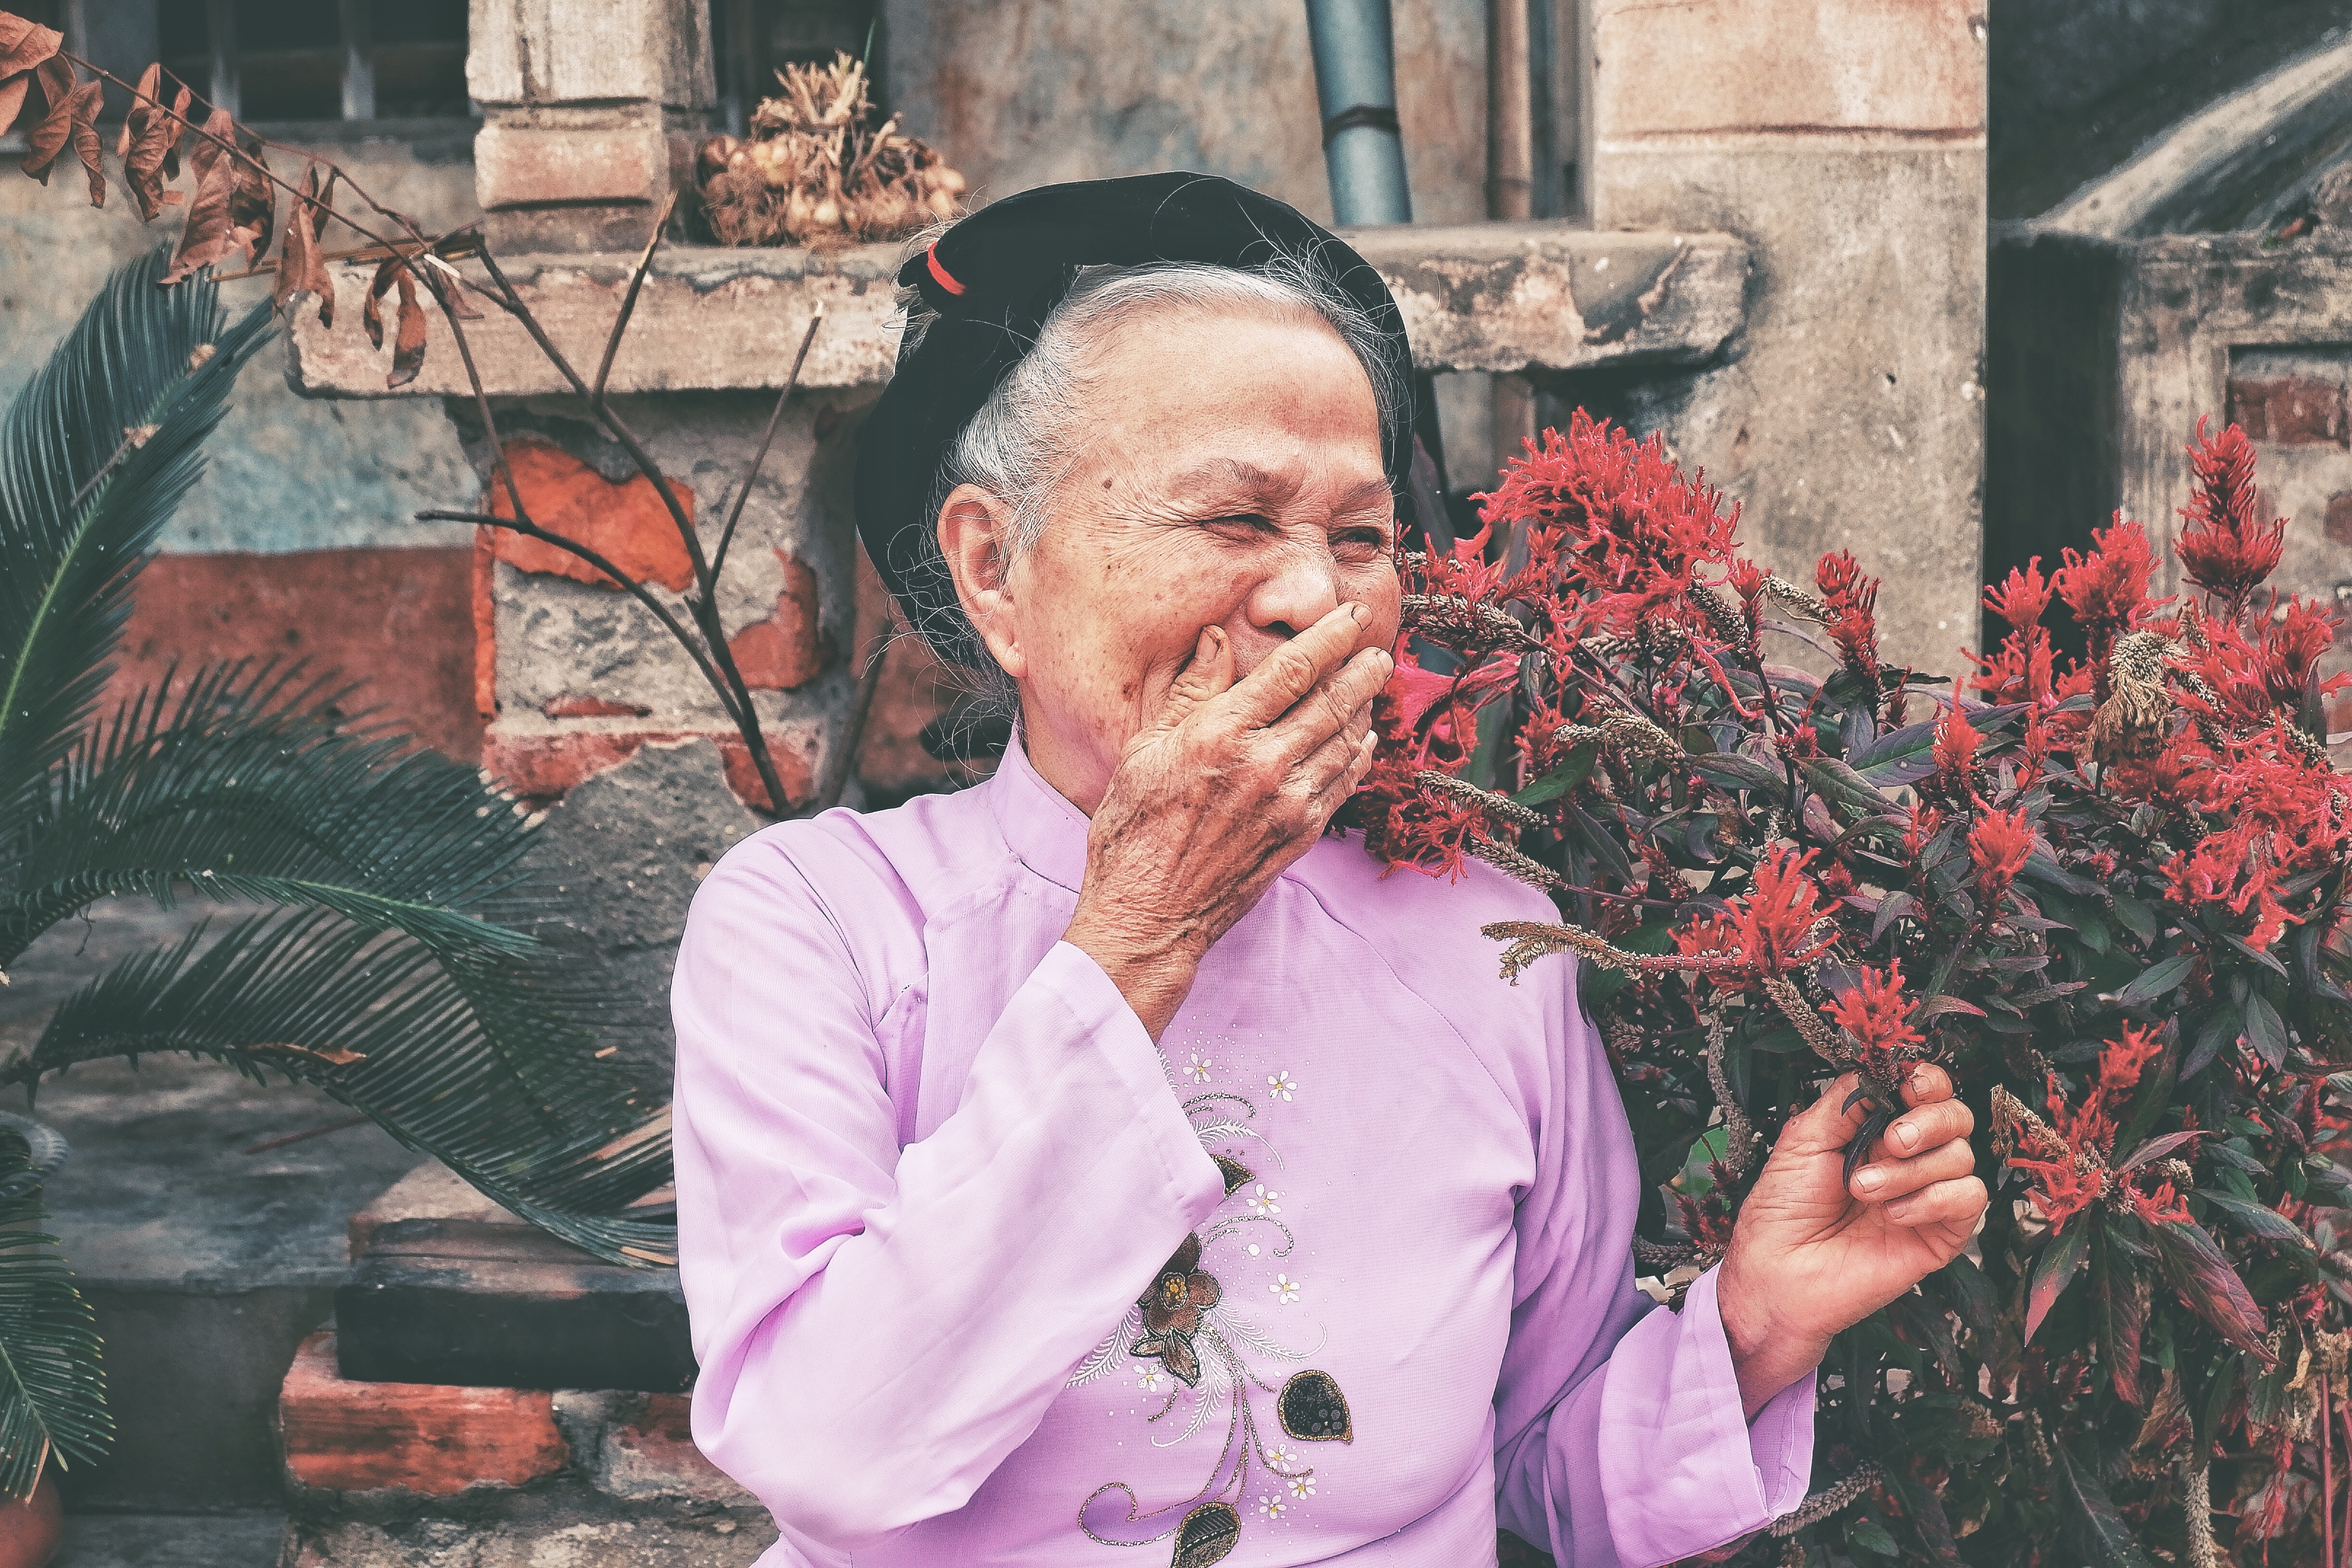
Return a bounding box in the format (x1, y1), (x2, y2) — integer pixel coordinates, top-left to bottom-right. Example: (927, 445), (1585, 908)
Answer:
(0, 246), (274, 830)
(0, 1140), (109, 1500)
(4, 662), (540, 973)
(23, 909), (673, 1264)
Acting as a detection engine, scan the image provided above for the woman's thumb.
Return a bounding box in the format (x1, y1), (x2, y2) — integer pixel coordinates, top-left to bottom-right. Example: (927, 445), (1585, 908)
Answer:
(1156, 625), (1234, 727)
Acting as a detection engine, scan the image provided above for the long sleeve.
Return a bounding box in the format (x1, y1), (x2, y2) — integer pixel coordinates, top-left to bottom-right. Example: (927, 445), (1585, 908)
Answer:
(1490, 959), (1816, 1568)
(671, 828), (1226, 1563)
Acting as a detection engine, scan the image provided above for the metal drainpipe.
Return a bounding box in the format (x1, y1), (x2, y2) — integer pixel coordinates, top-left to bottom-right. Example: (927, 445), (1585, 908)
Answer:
(1305, 0), (1413, 226)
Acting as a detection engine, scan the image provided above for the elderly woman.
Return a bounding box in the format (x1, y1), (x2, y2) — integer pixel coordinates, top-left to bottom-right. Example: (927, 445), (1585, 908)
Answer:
(673, 174), (1987, 1568)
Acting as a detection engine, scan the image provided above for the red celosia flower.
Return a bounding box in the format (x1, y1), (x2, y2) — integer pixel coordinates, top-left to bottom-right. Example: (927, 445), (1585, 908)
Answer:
(1983, 557), (2054, 632)
(1475, 409), (1738, 640)
(2126, 1176), (2191, 1227)
(1673, 911), (1748, 993)
(1933, 701), (1980, 798)
(2258, 598), (2336, 708)
(1968, 803), (2033, 907)
(2176, 419), (2285, 610)
(1824, 962), (1924, 1082)
(2054, 517), (2160, 648)
(1728, 846), (1834, 973)
(2094, 1023), (2166, 1105)
(2011, 1150), (2107, 1235)
(1816, 549), (1882, 679)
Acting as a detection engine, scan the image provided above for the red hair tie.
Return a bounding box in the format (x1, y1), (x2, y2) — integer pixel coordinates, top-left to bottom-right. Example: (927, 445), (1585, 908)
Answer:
(925, 244), (966, 298)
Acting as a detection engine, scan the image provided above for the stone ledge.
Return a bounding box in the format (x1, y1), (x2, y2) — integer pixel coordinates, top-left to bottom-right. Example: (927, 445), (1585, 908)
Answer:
(288, 224), (1751, 398)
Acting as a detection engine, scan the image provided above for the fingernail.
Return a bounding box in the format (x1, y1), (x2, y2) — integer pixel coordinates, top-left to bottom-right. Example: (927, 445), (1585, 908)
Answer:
(1854, 1166), (1886, 1194)
(1893, 1120), (1921, 1152)
(1348, 602), (1368, 624)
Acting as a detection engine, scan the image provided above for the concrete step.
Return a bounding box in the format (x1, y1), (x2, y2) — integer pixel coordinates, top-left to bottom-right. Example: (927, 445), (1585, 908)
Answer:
(338, 1164), (688, 1392)
(1, 898), (426, 1511)
(52, 1512), (284, 1568)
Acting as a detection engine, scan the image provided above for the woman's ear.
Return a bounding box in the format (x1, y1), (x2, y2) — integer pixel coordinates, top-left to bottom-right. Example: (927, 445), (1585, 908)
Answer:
(936, 484), (1029, 678)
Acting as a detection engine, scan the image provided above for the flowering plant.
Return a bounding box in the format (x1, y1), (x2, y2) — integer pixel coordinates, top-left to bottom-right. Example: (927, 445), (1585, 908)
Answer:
(1363, 412), (2352, 1566)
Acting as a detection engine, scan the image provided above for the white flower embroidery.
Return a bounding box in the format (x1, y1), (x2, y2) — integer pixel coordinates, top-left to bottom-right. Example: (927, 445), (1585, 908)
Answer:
(1259, 1495), (1287, 1520)
(1265, 1445), (1298, 1470)
(1269, 1274), (1301, 1304)
(1185, 1053), (1213, 1084)
(1266, 1070), (1298, 1101)
(1245, 1183), (1282, 1216)
(1286, 1473), (1316, 1499)
(1134, 1365), (1167, 1394)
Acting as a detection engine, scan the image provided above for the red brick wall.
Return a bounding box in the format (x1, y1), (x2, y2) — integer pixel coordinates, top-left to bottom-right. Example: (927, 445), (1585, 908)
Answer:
(108, 548), (484, 762)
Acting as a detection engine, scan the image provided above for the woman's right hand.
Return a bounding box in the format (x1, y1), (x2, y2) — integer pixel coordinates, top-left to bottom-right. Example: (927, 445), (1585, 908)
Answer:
(1061, 602), (1392, 1039)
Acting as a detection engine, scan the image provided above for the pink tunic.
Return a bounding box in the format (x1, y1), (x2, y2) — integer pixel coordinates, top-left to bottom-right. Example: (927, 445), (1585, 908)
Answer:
(672, 739), (1814, 1567)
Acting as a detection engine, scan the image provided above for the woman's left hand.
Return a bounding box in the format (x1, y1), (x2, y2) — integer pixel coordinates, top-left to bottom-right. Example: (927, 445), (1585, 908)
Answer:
(1715, 1064), (1987, 1419)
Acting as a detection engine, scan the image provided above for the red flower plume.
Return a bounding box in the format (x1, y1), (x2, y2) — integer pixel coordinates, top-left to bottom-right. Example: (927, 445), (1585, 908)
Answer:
(2175, 419), (2284, 610)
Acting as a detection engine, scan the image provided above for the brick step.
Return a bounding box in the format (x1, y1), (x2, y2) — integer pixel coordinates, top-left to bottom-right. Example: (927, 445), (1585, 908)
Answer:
(336, 1163), (692, 1391)
(279, 1334), (772, 1568)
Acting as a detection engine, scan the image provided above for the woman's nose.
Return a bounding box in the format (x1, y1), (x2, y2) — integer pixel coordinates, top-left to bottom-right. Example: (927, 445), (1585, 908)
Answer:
(1247, 547), (1342, 639)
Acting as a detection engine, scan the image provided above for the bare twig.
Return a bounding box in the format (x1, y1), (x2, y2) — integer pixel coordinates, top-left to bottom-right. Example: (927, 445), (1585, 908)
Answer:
(810, 623), (889, 814)
(712, 309), (824, 581)
(417, 510), (741, 722)
(593, 189), (679, 405)
(468, 247), (791, 814)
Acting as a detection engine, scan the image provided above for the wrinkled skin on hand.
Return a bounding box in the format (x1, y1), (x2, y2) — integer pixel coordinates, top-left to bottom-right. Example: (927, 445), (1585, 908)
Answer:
(1718, 1064), (1987, 1416)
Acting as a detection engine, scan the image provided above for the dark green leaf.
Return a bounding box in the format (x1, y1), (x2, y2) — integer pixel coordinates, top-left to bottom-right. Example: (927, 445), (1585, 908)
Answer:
(2111, 896), (2159, 944)
(1797, 755), (1895, 820)
(2149, 1217), (2271, 1356)
(1847, 1519), (1900, 1557)
(2051, 1441), (2156, 1568)
(2242, 990), (2287, 1069)
(2114, 953), (2194, 1007)
(1512, 740), (1595, 807)
(1689, 752), (1784, 795)
(2195, 1189), (2313, 1251)
(2027, 1219), (2093, 1343)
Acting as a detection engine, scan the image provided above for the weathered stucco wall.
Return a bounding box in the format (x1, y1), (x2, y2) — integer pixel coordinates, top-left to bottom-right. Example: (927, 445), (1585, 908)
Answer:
(1584, 0), (1989, 678)
(882, 0), (1490, 227)
(0, 124), (489, 757)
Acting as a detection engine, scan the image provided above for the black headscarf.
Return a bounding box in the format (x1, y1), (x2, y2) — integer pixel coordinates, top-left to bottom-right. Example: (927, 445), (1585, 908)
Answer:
(852, 171), (1416, 669)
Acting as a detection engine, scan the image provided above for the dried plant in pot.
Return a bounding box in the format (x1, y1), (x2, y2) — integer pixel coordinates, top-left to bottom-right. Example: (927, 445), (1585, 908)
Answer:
(1360, 411), (2352, 1564)
(698, 52), (967, 248)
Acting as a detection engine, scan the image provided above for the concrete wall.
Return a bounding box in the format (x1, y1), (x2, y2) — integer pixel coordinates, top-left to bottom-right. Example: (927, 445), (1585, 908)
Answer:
(882, 0), (1490, 228)
(1582, 0), (1988, 678)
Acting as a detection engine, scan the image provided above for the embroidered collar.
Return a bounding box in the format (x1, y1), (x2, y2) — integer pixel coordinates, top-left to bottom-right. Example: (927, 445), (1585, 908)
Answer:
(982, 735), (1090, 894)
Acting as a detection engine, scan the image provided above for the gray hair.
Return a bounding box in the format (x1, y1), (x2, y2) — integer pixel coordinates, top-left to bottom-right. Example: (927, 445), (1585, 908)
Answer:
(906, 250), (1405, 601)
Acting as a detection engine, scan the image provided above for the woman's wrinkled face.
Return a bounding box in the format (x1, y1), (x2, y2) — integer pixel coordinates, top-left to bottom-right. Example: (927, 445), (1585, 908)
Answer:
(936, 308), (1402, 812)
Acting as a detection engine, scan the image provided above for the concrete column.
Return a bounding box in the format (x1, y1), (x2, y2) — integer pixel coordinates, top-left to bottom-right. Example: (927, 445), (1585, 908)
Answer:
(1583, 0), (1988, 675)
(467, 0), (718, 252)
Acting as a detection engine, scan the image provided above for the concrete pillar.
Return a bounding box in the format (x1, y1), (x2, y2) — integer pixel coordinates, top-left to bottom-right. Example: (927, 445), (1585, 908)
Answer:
(466, 0), (718, 252)
(1583, 0), (1988, 675)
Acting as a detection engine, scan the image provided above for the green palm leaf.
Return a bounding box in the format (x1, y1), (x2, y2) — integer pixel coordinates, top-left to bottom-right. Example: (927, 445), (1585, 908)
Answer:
(0, 1141), (110, 1500)
(6, 661), (541, 971)
(22, 909), (673, 1264)
(0, 246), (274, 828)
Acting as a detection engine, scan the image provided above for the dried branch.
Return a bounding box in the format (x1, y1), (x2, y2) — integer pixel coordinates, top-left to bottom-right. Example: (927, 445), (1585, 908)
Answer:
(711, 309), (825, 582)
(593, 189), (680, 405)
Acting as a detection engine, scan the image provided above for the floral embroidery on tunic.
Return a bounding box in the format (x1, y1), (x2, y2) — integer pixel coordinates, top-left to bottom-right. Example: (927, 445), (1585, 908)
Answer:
(1071, 1075), (1354, 1567)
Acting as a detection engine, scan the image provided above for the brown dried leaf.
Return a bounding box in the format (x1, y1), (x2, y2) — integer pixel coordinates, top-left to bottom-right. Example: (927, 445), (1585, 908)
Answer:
(272, 163), (336, 323)
(159, 109), (240, 285)
(163, 83), (191, 181)
(0, 74), (28, 143)
(224, 134), (272, 266)
(0, 12), (61, 78)
(361, 254), (404, 349)
(119, 63), (184, 221)
(389, 266), (427, 388)
(18, 55), (73, 183)
(67, 76), (101, 207)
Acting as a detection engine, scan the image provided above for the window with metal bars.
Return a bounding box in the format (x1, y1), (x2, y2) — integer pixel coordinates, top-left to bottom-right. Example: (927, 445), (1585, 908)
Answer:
(713, 0), (880, 135)
(49, 0), (469, 125)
